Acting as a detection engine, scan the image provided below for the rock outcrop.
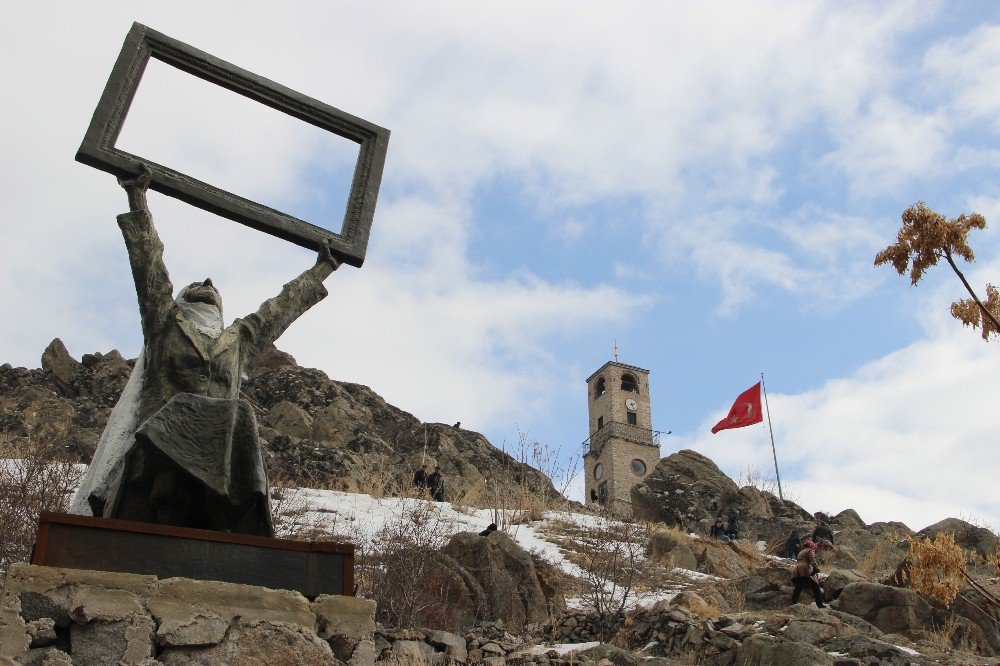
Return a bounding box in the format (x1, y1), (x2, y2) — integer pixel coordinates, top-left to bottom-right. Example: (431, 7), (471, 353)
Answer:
(918, 518), (999, 558)
(631, 449), (812, 544)
(0, 340), (559, 504)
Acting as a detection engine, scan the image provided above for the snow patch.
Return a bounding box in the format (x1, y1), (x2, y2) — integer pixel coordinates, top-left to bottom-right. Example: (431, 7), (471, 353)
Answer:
(526, 641), (600, 656)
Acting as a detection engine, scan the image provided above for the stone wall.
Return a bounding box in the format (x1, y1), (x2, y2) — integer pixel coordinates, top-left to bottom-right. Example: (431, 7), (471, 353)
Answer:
(0, 563), (376, 665)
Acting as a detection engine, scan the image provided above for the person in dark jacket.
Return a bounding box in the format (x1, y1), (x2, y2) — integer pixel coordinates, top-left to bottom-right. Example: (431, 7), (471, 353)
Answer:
(812, 520), (834, 546)
(412, 464), (428, 491)
(784, 530), (801, 559)
(479, 523), (497, 536)
(726, 512), (739, 540)
(790, 541), (826, 608)
(427, 466), (444, 501)
(709, 518), (730, 541)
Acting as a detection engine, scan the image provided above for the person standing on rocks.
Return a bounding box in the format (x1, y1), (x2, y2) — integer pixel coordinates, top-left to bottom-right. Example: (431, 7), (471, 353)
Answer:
(726, 511), (739, 540)
(784, 530), (801, 559)
(427, 465), (445, 502)
(812, 520), (835, 547)
(790, 541), (826, 608)
(413, 464), (428, 493)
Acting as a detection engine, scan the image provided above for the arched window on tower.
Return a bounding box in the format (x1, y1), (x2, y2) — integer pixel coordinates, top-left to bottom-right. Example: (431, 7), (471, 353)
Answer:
(595, 377), (606, 398)
(621, 373), (638, 393)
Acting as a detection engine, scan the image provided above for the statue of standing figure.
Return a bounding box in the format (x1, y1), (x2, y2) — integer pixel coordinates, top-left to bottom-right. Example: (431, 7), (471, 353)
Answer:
(71, 169), (340, 536)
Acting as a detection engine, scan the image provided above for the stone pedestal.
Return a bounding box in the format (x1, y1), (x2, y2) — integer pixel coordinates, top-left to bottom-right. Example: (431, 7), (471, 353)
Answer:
(32, 512), (353, 600)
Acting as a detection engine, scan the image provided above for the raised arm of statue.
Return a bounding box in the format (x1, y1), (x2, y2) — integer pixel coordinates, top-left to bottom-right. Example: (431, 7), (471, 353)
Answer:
(244, 239), (340, 351)
(116, 169), (175, 338)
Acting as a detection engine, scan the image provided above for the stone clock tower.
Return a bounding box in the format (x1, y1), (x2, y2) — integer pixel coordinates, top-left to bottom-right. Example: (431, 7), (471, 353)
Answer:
(583, 360), (661, 515)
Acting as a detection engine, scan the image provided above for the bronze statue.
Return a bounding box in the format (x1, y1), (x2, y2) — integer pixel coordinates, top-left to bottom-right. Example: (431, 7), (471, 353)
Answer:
(71, 169), (339, 535)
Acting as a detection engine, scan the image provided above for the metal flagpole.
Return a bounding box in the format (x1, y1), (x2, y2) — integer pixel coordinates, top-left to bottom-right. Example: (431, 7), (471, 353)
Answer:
(760, 372), (784, 501)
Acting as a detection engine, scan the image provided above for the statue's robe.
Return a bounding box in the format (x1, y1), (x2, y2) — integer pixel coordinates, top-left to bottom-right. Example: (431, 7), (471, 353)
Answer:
(74, 209), (327, 535)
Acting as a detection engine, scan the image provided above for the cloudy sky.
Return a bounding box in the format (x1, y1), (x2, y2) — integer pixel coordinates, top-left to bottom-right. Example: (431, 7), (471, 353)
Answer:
(2, 1), (997, 531)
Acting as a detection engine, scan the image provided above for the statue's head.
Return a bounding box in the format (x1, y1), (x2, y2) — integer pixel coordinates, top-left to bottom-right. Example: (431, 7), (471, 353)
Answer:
(178, 278), (222, 312)
(176, 278), (224, 337)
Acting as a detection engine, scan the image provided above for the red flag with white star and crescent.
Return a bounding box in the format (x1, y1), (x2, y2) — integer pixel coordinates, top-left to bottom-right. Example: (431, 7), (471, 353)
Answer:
(711, 382), (763, 434)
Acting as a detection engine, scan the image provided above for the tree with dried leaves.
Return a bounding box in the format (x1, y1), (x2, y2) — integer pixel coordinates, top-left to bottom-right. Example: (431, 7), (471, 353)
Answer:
(876, 202), (1000, 341)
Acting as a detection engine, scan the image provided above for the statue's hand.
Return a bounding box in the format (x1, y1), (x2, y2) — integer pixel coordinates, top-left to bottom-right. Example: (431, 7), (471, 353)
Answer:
(318, 238), (341, 271)
(117, 165), (153, 212)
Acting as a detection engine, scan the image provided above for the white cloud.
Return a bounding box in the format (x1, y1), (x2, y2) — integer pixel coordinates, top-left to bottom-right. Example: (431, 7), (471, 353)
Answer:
(822, 97), (950, 197)
(681, 259), (1000, 530)
(924, 24), (1000, 132)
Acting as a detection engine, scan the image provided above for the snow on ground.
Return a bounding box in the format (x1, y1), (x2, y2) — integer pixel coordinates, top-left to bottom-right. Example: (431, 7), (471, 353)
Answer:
(671, 567), (724, 582)
(281, 489), (602, 580)
(525, 641), (600, 656)
(282, 488), (698, 610)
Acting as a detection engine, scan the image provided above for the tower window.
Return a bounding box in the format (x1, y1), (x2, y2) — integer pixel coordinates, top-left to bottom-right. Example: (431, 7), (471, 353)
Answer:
(631, 459), (647, 476)
(595, 377), (606, 398)
(621, 374), (638, 393)
(597, 416), (604, 429)
(627, 411), (637, 425)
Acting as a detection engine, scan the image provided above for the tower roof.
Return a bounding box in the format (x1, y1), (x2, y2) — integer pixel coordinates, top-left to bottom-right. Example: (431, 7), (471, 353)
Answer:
(585, 360), (650, 384)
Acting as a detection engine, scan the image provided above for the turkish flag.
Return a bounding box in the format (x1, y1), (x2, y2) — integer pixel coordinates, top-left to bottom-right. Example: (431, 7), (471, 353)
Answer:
(711, 382), (763, 434)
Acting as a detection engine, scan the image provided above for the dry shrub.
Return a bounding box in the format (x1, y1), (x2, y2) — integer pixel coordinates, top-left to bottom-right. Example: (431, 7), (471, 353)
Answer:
(986, 547), (1000, 577)
(488, 428), (577, 533)
(0, 429), (82, 576)
(577, 518), (645, 639)
(904, 532), (966, 606)
(359, 501), (477, 632)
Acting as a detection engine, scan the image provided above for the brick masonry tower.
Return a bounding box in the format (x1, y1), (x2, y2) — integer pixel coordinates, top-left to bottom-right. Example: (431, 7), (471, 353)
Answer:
(583, 361), (661, 515)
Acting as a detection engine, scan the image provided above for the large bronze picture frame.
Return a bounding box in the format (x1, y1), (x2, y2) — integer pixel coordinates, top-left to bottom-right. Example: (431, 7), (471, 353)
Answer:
(77, 22), (389, 267)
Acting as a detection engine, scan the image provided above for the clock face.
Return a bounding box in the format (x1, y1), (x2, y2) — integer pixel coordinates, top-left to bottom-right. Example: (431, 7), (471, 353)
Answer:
(594, 463), (603, 480)
(625, 398), (637, 411)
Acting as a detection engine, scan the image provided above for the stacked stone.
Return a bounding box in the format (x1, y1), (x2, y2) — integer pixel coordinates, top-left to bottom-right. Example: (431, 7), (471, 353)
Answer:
(372, 627), (469, 663)
(462, 619), (522, 662)
(544, 605), (765, 661)
(0, 563), (376, 665)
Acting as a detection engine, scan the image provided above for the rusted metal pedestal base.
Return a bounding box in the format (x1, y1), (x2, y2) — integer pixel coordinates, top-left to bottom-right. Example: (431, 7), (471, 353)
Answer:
(31, 512), (353, 599)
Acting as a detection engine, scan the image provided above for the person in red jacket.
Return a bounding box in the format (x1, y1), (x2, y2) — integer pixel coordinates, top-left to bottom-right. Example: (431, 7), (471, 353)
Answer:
(790, 541), (826, 608)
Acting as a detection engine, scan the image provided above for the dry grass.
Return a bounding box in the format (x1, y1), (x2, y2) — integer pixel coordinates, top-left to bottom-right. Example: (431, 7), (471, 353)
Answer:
(355, 452), (399, 499)
(923, 614), (963, 653)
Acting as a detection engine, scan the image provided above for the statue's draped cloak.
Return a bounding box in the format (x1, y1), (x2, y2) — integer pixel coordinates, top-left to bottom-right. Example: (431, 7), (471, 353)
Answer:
(70, 209), (328, 536)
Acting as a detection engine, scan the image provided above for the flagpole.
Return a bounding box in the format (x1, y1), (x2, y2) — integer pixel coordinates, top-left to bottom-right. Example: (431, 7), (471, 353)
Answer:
(760, 372), (784, 501)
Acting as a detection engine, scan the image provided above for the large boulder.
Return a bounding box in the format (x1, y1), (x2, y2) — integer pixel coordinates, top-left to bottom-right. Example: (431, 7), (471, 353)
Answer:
(726, 560), (796, 610)
(836, 582), (939, 636)
(40, 339), (83, 398)
(442, 531), (565, 632)
(630, 450), (812, 544)
(631, 450), (739, 529)
(917, 518), (999, 558)
(731, 633), (836, 665)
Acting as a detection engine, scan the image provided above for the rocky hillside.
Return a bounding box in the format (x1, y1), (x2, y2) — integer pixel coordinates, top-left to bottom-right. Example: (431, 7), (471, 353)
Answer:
(0, 339), (558, 503)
